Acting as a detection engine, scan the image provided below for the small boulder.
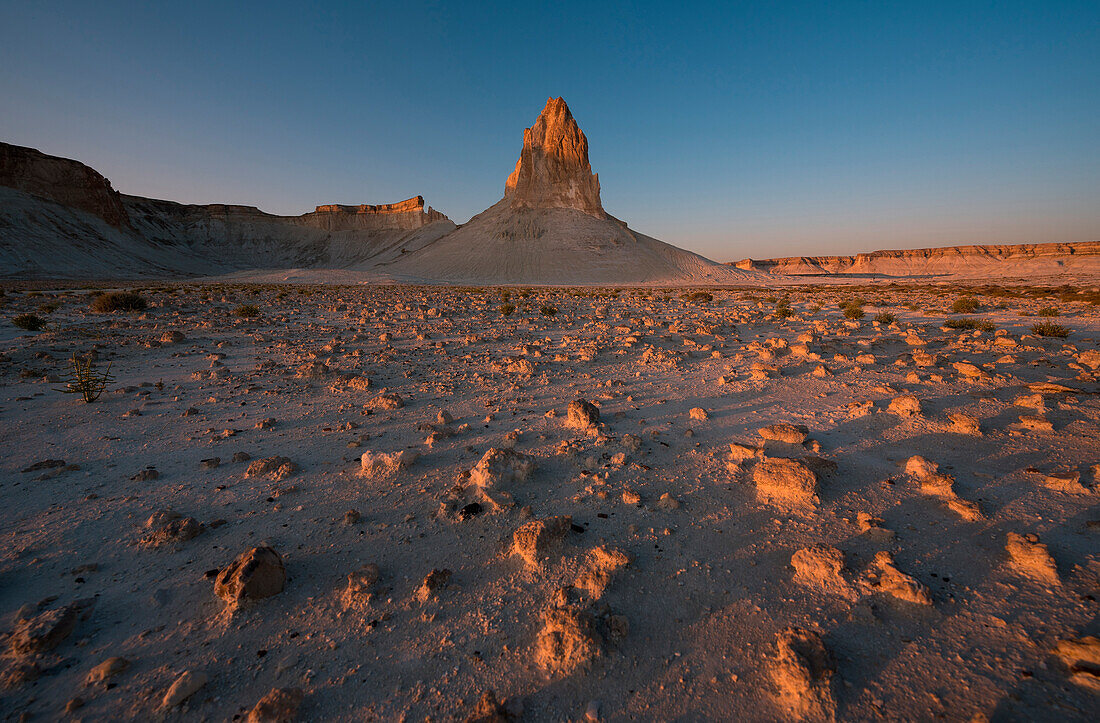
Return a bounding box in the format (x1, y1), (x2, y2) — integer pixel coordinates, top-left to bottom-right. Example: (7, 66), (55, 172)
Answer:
(215, 546), (286, 605)
(161, 670), (207, 709)
(565, 399), (600, 431)
(247, 687), (305, 723)
(753, 458), (819, 510)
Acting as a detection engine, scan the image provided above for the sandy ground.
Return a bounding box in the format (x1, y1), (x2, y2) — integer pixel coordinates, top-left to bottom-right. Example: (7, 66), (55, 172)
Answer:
(1, 282), (1098, 721)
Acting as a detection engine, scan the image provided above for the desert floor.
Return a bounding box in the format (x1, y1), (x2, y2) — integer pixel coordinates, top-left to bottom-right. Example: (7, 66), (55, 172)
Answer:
(1, 282), (1098, 721)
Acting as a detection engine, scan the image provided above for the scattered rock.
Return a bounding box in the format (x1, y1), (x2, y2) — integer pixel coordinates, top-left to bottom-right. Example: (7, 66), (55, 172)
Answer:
(791, 545), (854, 599)
(768, 627), (836, 721)
(161, 670), (207, 709)
(415, 568), (452, 602)
(887, 394), (921, 417)
(863, 551), (932, 605)
(753, 457), (819, 510)
(215, 546), (287, 605)
(85, 656), (130, 687)
(512, 516), (572, 570)
(142, 510), (204, 547)
(759, 423), (809, 444)
(469, 448), (535, 488)
(574, 546), (630, 599)
(246, 457), (298, 481)
(566, 399), (600, 431)
(247, 687), (305, 723)
(359, 449), (419, 477)
(1052, 637), (1100, 691)
(947, 413), (981, 435)
(1005, 532), (1059, 585)
(9, 599), (92, 656)
(340, 564), (380, 609)
(535, 587), (627, 676)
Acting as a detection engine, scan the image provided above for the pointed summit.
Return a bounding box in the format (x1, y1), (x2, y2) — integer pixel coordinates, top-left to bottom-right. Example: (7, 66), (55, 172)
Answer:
(504, 97), (603, 216)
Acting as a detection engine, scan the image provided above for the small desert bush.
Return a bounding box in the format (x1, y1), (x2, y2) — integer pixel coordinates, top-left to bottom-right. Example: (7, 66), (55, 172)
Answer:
(91, 291), (147, 313)
(540, 305), (558, 317)
(874, 312), (896, 325)
(38, 301), (61, 313)
(950, 297), (980, 314)
(945, 318), (995, 332)
(1036, 307), (1059, 317)
(775, 305), (793, 319)
(234, 304), (260, 318)
(681, 291), (714, 304)
(1031, 322), (1069, 338)
(13, 313), (45, 331)
(499, 304), (515, 317)
(844, 305), (865, 320)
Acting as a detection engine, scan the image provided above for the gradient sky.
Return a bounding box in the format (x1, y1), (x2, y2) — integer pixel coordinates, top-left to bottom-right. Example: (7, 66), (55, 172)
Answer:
(2, 1), (1098, 260)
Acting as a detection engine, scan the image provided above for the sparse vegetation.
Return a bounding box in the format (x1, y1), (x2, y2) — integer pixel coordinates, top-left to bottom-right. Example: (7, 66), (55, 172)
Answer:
(944, 318), (995, 332)
(843, 305), (865, 320)
(38, 301), (61, 313)
(681, 291), (714, 304)
(950, 296), (980, 313)
(91, 291), (147, 313)
(499, 304), (515, 316)
(57, 353), (114, 403)
(874, 312), (896, 325)
(1031, 322), (1069, 338)
(1036, 307), (1059, 317)
(540, 305), (558, 317)
(12, 313), (45, 331)
(234, 304), (260, 318)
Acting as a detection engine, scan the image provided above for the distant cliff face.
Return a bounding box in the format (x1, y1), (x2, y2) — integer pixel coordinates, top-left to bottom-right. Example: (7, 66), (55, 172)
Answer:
(732, 241), (1100, 276)
(504, 97), (603, 217)
(300, 196), (449, 232)
(0, 142), (130, 228)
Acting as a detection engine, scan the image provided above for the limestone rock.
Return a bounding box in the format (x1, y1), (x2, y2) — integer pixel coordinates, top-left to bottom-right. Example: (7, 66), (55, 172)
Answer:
(574, 546), (630, 599)
(1005, 533), (1059, 585)
(791, 545), (854, 599)
(469, 448), (535, 488)
(504, 97), (603, 217)
(246, 457), (298, 481)
(85, 656), (130, 686)
(535, 587), (627, 676)
(566, 399), (600, 431)
(1052, 637), (1100, 690)
(142, 510), (203, 547)
(161, 670), (207, 709)
(753, 458), (819, 510)
(9, 600), (91, 656)
(512, 516), (572, 570)
(863, 551), (932, 605)
(768, 627), (836, 721)
(247, 687), (305, 723)
(215, 546), (286, 604)
(758, 423), (809, 444)
(415, 568), (452, 602)
(360, 450), (418, 477)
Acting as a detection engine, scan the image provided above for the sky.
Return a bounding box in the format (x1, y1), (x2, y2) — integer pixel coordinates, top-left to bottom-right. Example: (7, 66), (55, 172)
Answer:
(2, 0), (1098, 261)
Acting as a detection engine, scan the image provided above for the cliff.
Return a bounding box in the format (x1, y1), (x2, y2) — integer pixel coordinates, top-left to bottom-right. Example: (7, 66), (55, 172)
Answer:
(300, 196), (448, 231)
(0, 142), (130, 228)
(732, 241), (1100, 277)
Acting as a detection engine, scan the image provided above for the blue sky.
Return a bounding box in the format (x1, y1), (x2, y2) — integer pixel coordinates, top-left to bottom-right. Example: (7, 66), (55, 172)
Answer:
(2, 1), (1098, 260)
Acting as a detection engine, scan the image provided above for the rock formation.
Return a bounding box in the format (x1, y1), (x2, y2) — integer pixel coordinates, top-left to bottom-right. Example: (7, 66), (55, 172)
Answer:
(732, 242), (1100, 277)
(301, 196), (448, 231)
(504, 97), (603, 217)
(0, 142), (129, 228)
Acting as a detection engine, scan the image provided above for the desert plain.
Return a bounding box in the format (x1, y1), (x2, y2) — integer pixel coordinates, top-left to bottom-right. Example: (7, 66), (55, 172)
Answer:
(1, 280), (1098, 721)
